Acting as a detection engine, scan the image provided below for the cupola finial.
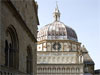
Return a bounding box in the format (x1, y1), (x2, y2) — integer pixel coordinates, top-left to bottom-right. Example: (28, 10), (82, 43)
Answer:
(56, 1), (58, 9)
(53, 1), (60, 21)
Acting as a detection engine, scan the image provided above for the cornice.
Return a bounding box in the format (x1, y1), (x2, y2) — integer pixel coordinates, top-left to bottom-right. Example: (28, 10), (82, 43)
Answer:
(37, 51), (78, 53)
(37, 63), (84, 65)
(37, 40), (81, 45)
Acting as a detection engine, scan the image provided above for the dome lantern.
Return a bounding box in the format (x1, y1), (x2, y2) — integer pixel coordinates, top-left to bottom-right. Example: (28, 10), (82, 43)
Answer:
(53, 2), (60, 21)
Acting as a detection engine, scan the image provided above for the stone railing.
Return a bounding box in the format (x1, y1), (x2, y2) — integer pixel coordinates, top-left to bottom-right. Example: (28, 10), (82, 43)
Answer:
(0, 70), (29, 75)
(0, 65), (27, 75)
(0, 71), (13, 75)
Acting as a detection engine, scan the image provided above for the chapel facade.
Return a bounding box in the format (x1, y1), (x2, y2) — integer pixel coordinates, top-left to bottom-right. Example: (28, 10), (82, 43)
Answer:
(37, 4), (94, 75)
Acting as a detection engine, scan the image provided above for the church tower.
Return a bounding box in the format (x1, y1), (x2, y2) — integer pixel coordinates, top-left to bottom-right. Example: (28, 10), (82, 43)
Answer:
(37, 4), (94, 75)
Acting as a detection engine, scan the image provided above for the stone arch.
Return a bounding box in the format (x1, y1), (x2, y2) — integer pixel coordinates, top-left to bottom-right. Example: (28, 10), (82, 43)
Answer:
(57, 67), (61, 71)
(38, 68), (40, 71)
(26, 45), (33, 74)
(76, 67), (80, 73)
(5, 25), (19, 69)
(71, 67), (75, 73)
(40, 67), (42, 71)
(48, 67), (51, 72)
(49, 67), (52, 72)
(52, 67), (55, 73)
(66, 67), (70, 73)
(62, 67), (65, 72)
(44, 67), (47, 72)
(42, 68), (45, 72)
(53, 67), (56, 72)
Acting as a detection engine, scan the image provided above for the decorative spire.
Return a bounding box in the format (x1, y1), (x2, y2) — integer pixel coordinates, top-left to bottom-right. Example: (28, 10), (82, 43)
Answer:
(56, 1), (58, 10)
(53, 2), (60, 21)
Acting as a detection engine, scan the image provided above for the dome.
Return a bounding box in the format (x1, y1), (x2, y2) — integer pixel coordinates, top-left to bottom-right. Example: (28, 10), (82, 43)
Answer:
(37, 4), (78, 42)
(37, 21), (78, 41)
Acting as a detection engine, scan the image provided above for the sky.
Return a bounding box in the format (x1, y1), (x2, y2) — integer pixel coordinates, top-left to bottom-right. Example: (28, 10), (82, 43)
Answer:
(36, 0), (100, 70)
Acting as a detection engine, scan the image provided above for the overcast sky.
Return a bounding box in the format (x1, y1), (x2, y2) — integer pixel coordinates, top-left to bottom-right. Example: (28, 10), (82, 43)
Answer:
(36, 0), (100, 70)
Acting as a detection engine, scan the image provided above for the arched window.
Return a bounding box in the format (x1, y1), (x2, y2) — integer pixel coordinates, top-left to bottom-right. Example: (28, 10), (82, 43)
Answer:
(5, 25), (19, 69)
(26, 46), (32, 74)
